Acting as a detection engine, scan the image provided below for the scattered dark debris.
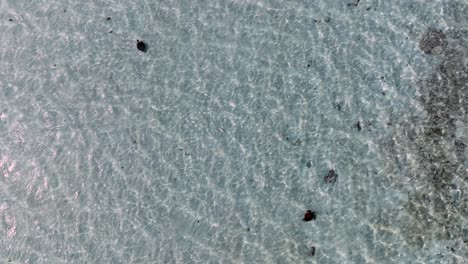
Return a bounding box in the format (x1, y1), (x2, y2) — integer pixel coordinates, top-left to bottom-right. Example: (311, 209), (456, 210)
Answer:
(324, 17), (331, 23)
(306, 161), (312, 168)
(293, 139), (302, 146)
(366, 120), (373, 131)
(311, 246), (316, 256)
(324, 169), (338, 183)
(454, 140), (466, 152)
(402, 37), (468, 245)
(303, 210), (316, 221)
(336, 103), (341, 111)
(137, 40), (147, 52)
(185, 152), (191, 156)
(348, 0), (360, 7)
(356, 121), (362, 131)
(419, 28), (447, 55)
(425, 127), (443, 138)
(106, 17), (111, 21)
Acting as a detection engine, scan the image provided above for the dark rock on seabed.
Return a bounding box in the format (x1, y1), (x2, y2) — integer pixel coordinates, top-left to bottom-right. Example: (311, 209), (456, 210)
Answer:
(324, 169), (338, 183)
(419, 28), (447, 54)
(303, 210), (316, 221)
(137, 40), (147, 52)
(384, 25), (468, 252)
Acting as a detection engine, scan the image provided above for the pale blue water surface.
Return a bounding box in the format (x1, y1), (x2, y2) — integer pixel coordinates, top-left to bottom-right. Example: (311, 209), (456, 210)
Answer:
(0, 0), (467, 263)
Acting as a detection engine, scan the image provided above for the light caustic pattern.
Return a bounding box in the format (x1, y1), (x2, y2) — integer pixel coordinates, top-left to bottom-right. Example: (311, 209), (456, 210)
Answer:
(0, 0), (467, 263)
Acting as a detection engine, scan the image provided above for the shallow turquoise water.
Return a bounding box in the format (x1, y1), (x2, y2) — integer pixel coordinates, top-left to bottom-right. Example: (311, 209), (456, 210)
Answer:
(0, 0), (467, 263)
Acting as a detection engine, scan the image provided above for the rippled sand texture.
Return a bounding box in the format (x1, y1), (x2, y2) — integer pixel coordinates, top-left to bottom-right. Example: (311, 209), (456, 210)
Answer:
(0, 0), (467, 263)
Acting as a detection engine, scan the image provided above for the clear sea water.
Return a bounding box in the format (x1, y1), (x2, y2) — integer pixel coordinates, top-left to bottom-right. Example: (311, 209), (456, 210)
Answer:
(0, 0), (467, 263)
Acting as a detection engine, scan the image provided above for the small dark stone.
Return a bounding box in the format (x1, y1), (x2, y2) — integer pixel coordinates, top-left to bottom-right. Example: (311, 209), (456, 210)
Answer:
(306, 161), (312, 168)
(247, 228), (250, 232)
(109, 31), (113, 33)
(455, 140), (467, 152)
(306, 64), (311, 68)
(311, 246), (316, 256)
(8, 19), (12, 22)
(348, 0), (360, 6)
(366, 7), (371, 11)
(136, 40), (147, 52)
(106, 17), (111, 21)
(356, 121), (362, 131)
(324, 17), (331, 23)
(63, 9), (67, 13)
(53, 64), (57, 67)
(303, 210), (316, 221)
(324, 169), (338, 183)
(336, 103), (341, 111)
(133, 140), (137, 144)
(121, 166), (124, 169)
(197, 220), (200, 223)
(425, 127), (443, 137)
